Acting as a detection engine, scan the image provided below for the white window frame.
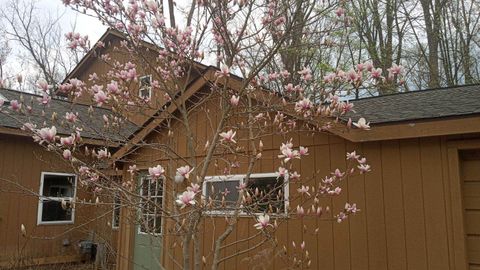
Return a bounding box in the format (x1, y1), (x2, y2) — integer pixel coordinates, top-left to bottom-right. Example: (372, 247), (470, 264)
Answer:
(138, 75), (152, 99)
(202, 172), (289, 216)
(37, 172), (77, 225)
(138, 174), (164, 235)
(112, 191), (121, 230)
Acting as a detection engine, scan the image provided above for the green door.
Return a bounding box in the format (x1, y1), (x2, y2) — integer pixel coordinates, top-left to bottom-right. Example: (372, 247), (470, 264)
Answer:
(133, 174), (164, 270)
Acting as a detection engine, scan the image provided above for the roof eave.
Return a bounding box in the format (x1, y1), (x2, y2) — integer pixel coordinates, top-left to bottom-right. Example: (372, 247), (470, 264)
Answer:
(329, 115), (480, 142)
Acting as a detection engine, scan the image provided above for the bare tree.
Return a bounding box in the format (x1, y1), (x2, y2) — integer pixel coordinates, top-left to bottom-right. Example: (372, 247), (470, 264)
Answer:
(0, 0), (83, 88)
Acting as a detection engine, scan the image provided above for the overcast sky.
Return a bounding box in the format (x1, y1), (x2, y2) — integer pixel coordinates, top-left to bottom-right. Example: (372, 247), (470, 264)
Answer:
(37, 0), (107, 42)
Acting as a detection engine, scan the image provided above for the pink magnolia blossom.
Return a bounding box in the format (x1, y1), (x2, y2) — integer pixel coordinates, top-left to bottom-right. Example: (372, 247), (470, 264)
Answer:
(149, 165), (165, 179)
(370, 68), (382, 79)
(79, 166), (90, 175)
(0, 97), (4, 107)
(295, 98), (313, 116)
(230, 95), (240, 106)
(335, 7), (346, 17)
(332, 169), (345, 178)
(353, 118), (370, 130)
(128, 165), (137, 174)
(298, 67), (312, 81)
(36, 79), (49, 92)
(297, 185), (310, 196)
(38, 126), (57, 143)
(299, 146), (309, 156)
(10, 100), (21, 111)
(220, 130), (237, 143)
(236, 182), (247, 190)
(357, 164), (371, 174)
(65, 112), (78, 123)
(278, 167), (288, 177)
(187, 183), (201, 193)
(176, 190), (196, 209)
(94, 90), (108, 106)
(345, 203), (359, 214)
(37, 94), (51, 105)
(216, 65), (230, 78)
(388, 64), (403, 76)
(289, 171), (300, 181)
(97, 148), (110, 159)
(63, 149), (72, 160)
(60, 136), (75, 146)
(346, 151), (360, 160)
(177, 165), (193, 179)
(106, 80), (120, 94)
(253, 214), (272, 230)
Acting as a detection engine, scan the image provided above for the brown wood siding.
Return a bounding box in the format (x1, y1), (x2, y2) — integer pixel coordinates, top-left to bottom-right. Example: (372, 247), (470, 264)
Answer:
(461, 150), (480, 269)
(68, 36), (203, 127)
(0, 134), (117, 266)
(118, 92), (471, 269)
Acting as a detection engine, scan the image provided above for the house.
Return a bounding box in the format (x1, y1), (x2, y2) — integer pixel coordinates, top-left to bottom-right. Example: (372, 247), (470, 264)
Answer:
(110, 77), (480, 270)
(58, 29), (480, 270)
(0, 88), (138, 268)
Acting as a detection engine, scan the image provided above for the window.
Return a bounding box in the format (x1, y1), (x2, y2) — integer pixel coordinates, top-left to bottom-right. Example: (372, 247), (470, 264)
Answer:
(139, 174), (163, 234)
(37, 172), (77, 225)
(112, 191), (121, 229)
(202, 173), (289, 215)
(139, 75), (152, 99)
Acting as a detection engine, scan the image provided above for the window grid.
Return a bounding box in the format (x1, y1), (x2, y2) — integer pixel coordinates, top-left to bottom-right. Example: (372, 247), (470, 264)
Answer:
(202, 173), (289, 216)
(139, 175), (163, 234)
(138, 75), (152, 99)
(37, 172), (77, 225)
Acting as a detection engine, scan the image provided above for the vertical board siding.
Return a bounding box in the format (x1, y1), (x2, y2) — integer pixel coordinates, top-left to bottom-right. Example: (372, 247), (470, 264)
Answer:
(120, 95), (462, 270)
(330, 141), (351, 270)
(362, 141), (388, 269)
(380, 140), (408, 270)
(0, 135), (117, 266)
(399, 139), (429, 269)
(419, 138), (451, 269)
(345, 142), (369, 270)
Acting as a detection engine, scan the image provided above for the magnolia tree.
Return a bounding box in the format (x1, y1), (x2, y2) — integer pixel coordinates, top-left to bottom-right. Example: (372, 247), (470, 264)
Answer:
(0, 0), (404, 269)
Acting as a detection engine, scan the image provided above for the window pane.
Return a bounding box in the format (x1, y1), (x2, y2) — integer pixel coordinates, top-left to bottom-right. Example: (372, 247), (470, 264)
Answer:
(246, 177), (285, 213)
(41, 200), (72, 222)
(140, 76), (151, 87)
(42, 174), (75, 198)
(113, 192), (121, 228)
(205, 180), (240, 210)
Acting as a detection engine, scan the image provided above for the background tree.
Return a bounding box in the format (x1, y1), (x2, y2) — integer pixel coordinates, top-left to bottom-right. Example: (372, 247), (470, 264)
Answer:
(0, 0), (85, 90)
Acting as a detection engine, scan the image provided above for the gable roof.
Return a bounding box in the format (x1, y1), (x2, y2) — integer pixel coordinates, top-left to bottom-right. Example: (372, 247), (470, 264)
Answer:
(63, 28), (209, 83)
(347, 84), (480, 124)
(0, 88), (139, 142)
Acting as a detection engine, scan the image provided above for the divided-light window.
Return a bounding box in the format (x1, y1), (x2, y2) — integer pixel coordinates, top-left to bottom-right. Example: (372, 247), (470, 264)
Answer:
(37, 172), (77, 225)
(112, 191), (121, 229)
(139, 75), (152, 99)
(202, 173), (289, 215)
(139, 174), (164, 234)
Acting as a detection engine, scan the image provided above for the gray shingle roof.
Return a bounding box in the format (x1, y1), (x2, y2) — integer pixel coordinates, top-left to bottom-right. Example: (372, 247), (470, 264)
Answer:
(0, 88), (139, 141)
(347, 84), (480, 124)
